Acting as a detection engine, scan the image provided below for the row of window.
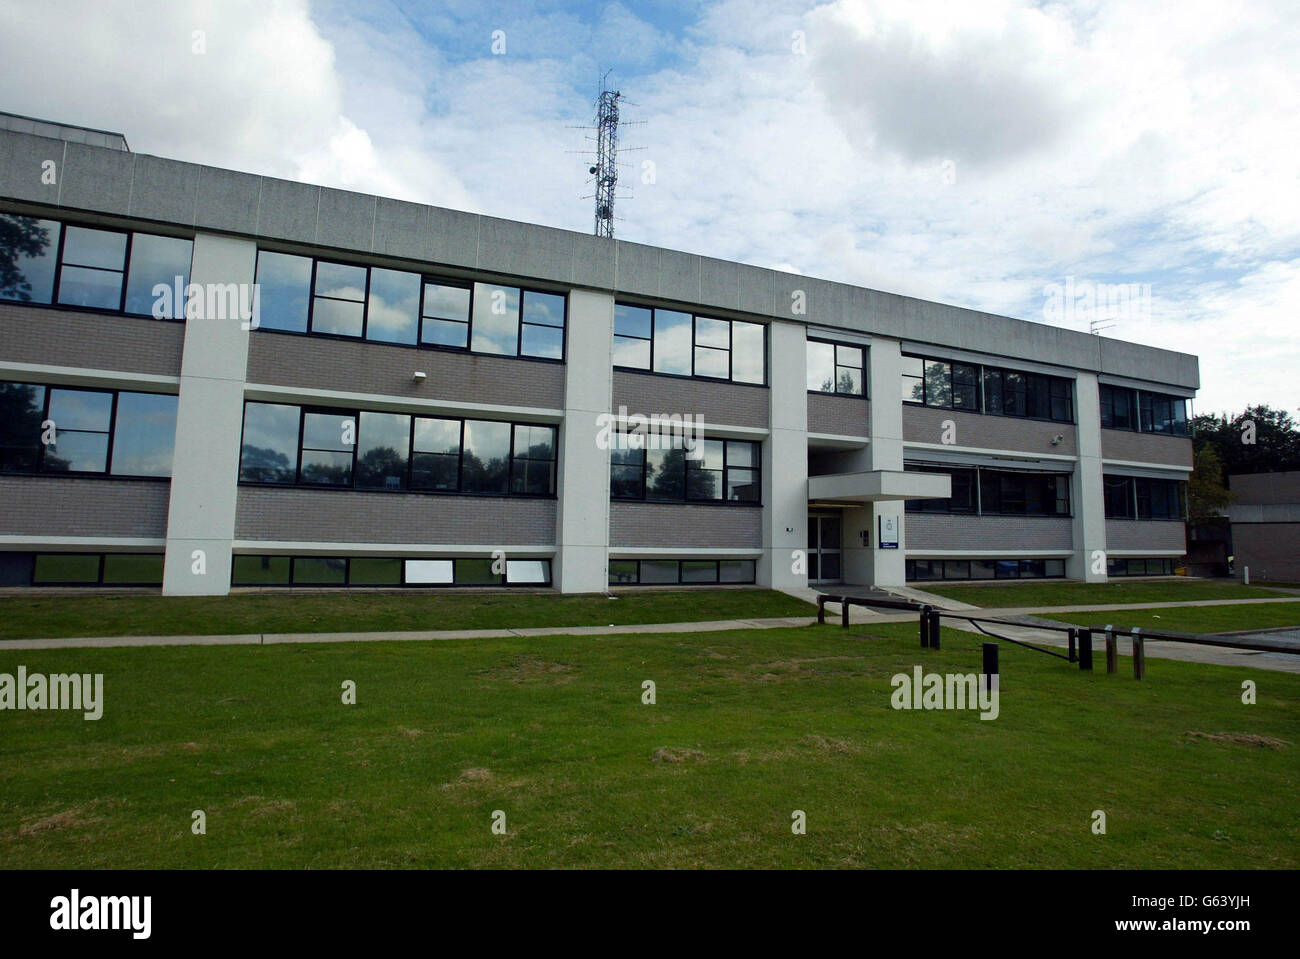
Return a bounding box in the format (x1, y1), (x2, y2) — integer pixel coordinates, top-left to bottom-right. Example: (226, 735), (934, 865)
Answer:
(907, 558), (1068, 581)
(0, 552), (165, 587)
(239, 402), (557, 496)
(255, 251), (566, 359)
(0, 215), (193, 318)
(608, 558), (757, 586)
(0, 381), (178, 477)
(1103, 475), (1184, 520)
(1108, 557), (1177, 577)
(807, 340), (866, 396)
(904, 464), (1072, 517)
(232, 555), (550, 587)
(902, 355), (1075, 423)
(611, 436), (761, 503)
(1099, 385), (1190, 436)
(613, 304), (765, 385)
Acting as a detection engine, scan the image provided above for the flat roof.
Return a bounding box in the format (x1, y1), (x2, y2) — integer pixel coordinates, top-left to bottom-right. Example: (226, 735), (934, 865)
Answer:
(0, 124), (1198, 391)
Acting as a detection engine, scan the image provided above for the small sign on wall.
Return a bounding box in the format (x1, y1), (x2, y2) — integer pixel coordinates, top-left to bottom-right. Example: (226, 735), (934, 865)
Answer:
(878, 515), (899, 550)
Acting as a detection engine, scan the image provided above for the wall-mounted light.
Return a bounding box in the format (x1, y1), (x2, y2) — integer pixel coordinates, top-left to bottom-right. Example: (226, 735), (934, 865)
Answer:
(412, 371), (427, 383)
(1051, 434), (1064, 445)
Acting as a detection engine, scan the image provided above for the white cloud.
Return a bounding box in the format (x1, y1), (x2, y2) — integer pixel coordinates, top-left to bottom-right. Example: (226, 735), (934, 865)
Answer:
(0, 0), (1295, 414)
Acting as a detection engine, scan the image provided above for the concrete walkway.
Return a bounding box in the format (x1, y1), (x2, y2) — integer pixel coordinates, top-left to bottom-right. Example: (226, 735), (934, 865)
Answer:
(0, 616), (824, 651)
(4, 592), (1298, 673)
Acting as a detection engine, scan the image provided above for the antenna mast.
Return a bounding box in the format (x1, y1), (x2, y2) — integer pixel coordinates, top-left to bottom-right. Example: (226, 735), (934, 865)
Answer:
(591, 76), (621, 238)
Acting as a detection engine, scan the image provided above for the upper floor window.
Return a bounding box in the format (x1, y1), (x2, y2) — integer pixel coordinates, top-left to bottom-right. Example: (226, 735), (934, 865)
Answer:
(0, 381), (177, 477)
(901, 356), (980, 412)
(1103, 474), (1184, 519)
(253, 249), (566, 360)
(0, 215), (192, 319)
(807, 340), (865, 396)
(1099, 385), (1189, 437)
(238, 401), (556, 497)
(610, 434), (761, 504)
(902, 352), (1074, 423)
(613, 303), (765, 385)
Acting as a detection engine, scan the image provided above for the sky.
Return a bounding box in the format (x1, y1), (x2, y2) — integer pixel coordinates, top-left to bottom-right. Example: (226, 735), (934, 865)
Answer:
(1, 0), (1296, 415)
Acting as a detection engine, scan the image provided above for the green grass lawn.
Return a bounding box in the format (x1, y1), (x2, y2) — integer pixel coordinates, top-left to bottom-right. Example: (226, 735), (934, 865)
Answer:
(2, 622), (1296, 869)
(0, 589), (814, 641)
(925, 579), (1289, 608)
(1072, 602), (1300, 635)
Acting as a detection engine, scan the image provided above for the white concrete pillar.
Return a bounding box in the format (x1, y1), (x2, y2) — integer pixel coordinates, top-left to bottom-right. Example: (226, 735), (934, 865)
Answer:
(1069, 371), (1108, 582)
(760, 319), (808, 589)
(554, 289), (614, 592)
(849, 338), (907, 587)
(162, 234), (256, 595)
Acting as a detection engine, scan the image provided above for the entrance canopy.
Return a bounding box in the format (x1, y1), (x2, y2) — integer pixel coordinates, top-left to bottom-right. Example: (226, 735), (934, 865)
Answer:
(807, 469), (950, 504)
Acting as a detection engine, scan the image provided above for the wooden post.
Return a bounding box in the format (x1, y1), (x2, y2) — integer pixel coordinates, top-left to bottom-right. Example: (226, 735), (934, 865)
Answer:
(1105, 626), (1117, 674)
(817, 594), (826, 625)
(928, 608), (941, 650)
(841, 597), (850, 629)
(920, 606), (930, 648)
(1132, 628), (1146, 680)
(982, 642), (998, 696)
(1067, 627), (1077, 663)
(1078, 628), (1093, 671)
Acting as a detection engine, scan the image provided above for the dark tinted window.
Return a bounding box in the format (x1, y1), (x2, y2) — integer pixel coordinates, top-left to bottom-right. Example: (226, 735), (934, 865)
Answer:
(124, 234), (193, 317)
(255, 251), (312, 332)
(110, 392), (178, 477)
(0, 215), (60, 303)
(239, 402), (300, 483)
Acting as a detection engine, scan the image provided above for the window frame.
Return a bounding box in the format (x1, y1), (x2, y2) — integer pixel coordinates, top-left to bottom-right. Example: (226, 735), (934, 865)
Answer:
(0, 380), (180, 480)
(230, 554), (553, 588)
(606, 558), (757, 586)
(250, 248), (568, 362)
(0, 215), (195, 322)
(806, 338), (867, 397)
(611, 302), (768, 386)
(237, 401), (558, 499)
(609, 433), (762, 505)
(903, 352), (1076, 424)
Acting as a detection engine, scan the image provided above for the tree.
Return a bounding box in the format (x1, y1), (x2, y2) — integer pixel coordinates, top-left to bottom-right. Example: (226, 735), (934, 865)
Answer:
(1186, 444), (1234, 525)
(1193, 404), (1300, 478)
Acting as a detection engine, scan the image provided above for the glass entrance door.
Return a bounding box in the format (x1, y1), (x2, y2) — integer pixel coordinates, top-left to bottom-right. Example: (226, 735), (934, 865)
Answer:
(808, 512), (842, 584)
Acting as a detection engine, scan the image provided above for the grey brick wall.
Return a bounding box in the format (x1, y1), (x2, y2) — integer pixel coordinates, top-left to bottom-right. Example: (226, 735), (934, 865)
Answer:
(609, 501), (763, 548)
(235, 487), (556, 545)
(1228, 471), (1300, 505)
(906, 513), (1073, 550)
(246, 333), (566, 410)
(1100, 429), (1192, 468)
(1105, 520), (1186, 552)
(903, 405), (1078, 456)
(807, 393), (870, 437)
(0, 476), (170, 537)
(1231, 523), (1300, 582)
(611, 370), (768, 428)
(0, 304), (184, 376)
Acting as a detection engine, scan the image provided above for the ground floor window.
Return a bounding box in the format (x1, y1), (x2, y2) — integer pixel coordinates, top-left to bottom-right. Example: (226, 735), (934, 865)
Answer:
(1107, 557), (1176, 576)
(907, 558), (1066, 581)
(231, 555), (551, 587)
(608, 558), (756, 586)
(0, 552), (164, 586)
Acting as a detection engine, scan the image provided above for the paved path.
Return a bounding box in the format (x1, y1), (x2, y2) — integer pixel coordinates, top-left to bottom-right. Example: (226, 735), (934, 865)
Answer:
(0, 616), (823, 651)
(4, 592), (1298, 673)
